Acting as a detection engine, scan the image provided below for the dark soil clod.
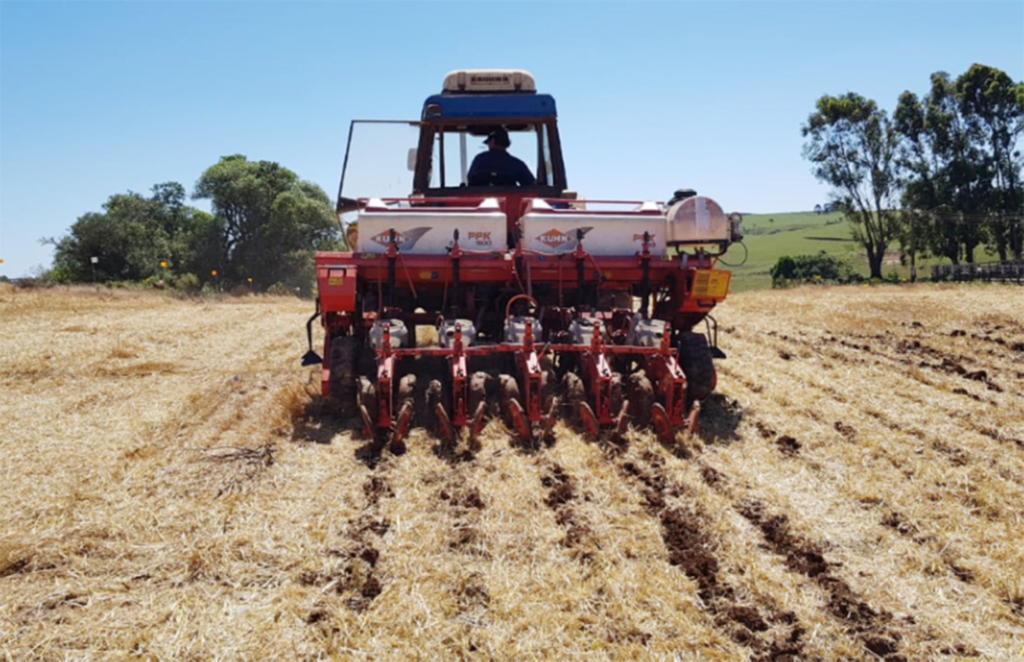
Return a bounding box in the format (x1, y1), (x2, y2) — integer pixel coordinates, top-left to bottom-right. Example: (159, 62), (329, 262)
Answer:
(834, 421), (857, 439)
(881, 511), (918, 536)
(775, 435), (801, 456)
(545, 483), (574, 508)
(729, 605), (769, 632)
(306, 609), (329, 624)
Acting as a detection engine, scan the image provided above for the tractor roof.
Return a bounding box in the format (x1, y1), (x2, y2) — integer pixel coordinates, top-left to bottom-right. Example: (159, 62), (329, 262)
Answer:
(423, 69), (556, 121)
(421, 93), (557, 121)
(442, 70), (535, 93)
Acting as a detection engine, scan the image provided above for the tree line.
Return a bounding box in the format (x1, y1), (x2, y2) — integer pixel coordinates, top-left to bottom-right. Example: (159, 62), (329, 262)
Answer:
(45, 155), (342, 294)
(803, 63), (1023, 279)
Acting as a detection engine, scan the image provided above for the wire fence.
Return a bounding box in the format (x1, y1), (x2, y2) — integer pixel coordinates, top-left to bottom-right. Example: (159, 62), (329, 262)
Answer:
(932, 261), (1024, 283)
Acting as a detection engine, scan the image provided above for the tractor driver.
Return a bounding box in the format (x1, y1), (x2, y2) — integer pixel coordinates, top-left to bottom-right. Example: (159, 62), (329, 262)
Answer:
(467, 127), (536, 187)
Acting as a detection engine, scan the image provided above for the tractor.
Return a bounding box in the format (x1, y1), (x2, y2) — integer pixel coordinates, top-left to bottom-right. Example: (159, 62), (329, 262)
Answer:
(302, 69), (741, 453)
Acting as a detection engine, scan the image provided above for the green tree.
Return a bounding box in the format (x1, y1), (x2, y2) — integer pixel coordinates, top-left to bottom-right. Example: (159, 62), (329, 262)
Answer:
(50, 212), (136, 282)
(803, 93), (904, 279)
(957, 64), (1024, 261)
(48, 183), (213, 282)
(192, 155), (340, 293)
(895, 65), (1023, 266)
(894, 73), (991, 265)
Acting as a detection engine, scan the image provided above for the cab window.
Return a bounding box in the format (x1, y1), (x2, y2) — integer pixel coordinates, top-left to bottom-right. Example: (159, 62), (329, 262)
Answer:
(428, 125), (541, 189)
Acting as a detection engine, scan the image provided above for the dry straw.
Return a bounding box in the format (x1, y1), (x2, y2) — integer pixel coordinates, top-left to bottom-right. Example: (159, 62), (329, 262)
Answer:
(2, 284), (1023, 660)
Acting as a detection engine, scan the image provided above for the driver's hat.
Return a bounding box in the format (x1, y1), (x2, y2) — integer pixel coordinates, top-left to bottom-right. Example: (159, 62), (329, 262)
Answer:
(484, 127), (511, 148)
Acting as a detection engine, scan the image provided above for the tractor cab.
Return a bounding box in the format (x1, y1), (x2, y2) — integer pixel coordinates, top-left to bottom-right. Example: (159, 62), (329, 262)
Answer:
(336, 70), (570, 232)
(411, 70), (567, 200)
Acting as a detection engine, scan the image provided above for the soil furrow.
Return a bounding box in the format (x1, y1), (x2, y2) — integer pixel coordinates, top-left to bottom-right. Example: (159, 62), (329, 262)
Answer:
(612, 445), (816, 661)
(705, 396), (1007, 593)
(736, 499), (911, 661)
(716, 357), (1024, 589)
(538, 460), (598, 561)
(299, 469), (393, 634)
(717, 346), (1024, 481)
(708, 370), (1024, 655)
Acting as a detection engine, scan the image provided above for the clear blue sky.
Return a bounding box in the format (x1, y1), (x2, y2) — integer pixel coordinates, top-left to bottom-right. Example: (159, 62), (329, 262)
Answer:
(1, 1), (1021, 278)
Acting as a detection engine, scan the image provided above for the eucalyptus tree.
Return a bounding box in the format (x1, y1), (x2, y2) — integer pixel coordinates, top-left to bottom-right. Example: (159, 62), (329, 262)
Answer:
(894, 72), (991, 264)
(957, 64), (1024, 261)
(803, 93), (903, 279)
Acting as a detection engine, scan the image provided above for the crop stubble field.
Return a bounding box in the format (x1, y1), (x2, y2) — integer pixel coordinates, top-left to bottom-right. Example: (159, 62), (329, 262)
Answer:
(1, 283), (1023, 661)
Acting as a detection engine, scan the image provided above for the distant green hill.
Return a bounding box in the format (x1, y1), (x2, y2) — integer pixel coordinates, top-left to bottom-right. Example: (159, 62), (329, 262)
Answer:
(720, 211), (854, 291)
(719, 211), (955, 292)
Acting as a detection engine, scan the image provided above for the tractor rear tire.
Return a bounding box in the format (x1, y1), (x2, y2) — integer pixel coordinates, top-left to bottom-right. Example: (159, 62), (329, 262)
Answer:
(678, 332), (716, 401)
(329, 336), (358, 418)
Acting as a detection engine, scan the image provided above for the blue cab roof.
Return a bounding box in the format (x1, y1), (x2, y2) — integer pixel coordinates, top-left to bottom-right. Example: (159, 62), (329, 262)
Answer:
(421, 93), (557, 120)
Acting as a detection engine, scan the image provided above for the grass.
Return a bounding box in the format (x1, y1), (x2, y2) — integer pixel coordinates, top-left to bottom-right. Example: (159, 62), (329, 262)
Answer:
(722, 211), (855, 291)
(2, 283), (1024, 660)
(724, 211), (998, 292)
